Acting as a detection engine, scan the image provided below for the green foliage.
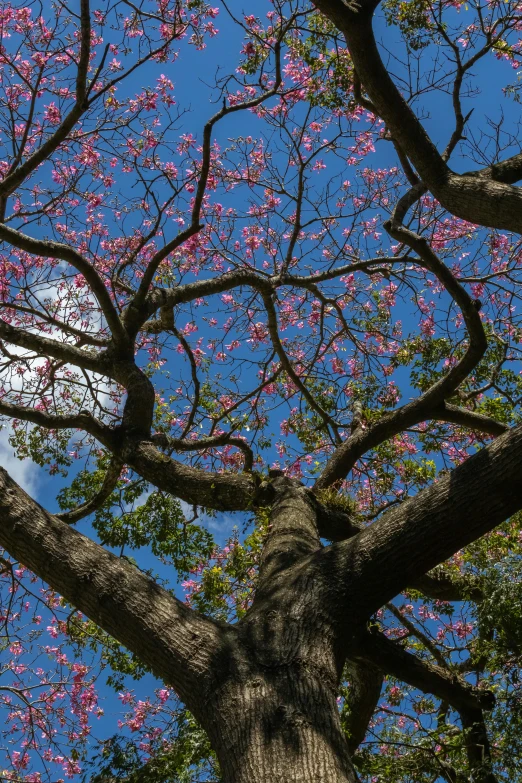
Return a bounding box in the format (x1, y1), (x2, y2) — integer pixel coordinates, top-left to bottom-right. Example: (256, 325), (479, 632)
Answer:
(382, 0), (436, 50)
(473, 543), (522, 664)
(187, 510), (270, 621)
(83, 711), (219, 783)
(288, 12), (354, 109)
(408, 337), (454, 392)
(57, 453), (214, 575)
(315, 487), (359, 515)
(93, 491), (214, 574)
(55, 453), (215, 691)
(239, 10), (355, 109)
(7, 423), (73, 476)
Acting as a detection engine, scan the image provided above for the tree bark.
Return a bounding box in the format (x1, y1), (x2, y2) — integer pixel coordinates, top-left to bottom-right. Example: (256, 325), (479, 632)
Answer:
(207, 478), (359, 782)
(312, 0), (522, 235)
(206, 667), (359, 783)
(0, 467), (224, 718)
(319, 423), (522, 621)
(0, 468), (359, 782)
(343, 660), (383, 753)
(1, 423), (522, 780)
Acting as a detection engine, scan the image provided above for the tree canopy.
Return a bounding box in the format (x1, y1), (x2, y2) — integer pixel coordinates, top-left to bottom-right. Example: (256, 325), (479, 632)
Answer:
(1, 0), (522, 781)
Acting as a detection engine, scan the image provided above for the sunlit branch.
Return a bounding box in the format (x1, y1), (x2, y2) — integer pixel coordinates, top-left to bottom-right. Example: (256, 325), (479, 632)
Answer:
(465, 150), (522, 184)
(436, 403), (508, 437)
(322, 423), (522, 616)
(135, 268), (273, 332)
(120, 439), (257, 511)
(140, 259), (416, 335)
(284, 256), (413, 285)
(57, 456), (124, 524)
(0, 464), (226, 717)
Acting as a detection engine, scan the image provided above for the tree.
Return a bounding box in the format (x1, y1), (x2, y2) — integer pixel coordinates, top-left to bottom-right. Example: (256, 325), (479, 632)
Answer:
(1, 0), (522, 780)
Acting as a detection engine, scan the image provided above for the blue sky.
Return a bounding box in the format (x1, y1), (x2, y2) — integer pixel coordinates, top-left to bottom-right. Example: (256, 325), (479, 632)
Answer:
(1, 0), (522, 778)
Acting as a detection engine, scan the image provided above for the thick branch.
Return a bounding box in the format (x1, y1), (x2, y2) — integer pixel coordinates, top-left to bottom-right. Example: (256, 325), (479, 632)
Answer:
(0, 399), (113, 449)
(315, 229), (488, 489)
(356, 630), (497, 782)
(353, 630), (494, 713)
(313, 0), (522, 234)
(151, 432), (254, 473)
(436, 404), (508, 437)
(135, 268), (273, 332)
(314, 500), (485, 601)
(313, 1), (447, 187)
(0, 319), (107, 375)
(466, 151), (522, 185)
(255, 477), (321, 595)
(0, 466), (226, 717)
(138, 261), (416, 334)
(322, 423), (522, 618)
(409, 569), (484, 603)
(314, 499), (363, 541)
(120, 439), (257, 511)
(343, 659), (383, 754)
(460, 709), (498, 783)
(115, 361), (156, 439)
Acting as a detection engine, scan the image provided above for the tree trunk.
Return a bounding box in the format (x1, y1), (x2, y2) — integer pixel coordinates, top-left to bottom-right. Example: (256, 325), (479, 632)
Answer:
(3, 437), (518, 781)
(196, 477), (359, 783)
(204, 666), (358, 783)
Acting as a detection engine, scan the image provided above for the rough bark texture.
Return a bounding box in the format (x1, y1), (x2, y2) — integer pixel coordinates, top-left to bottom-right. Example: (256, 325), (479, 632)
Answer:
(343, 660), (383, 753)
(206, 478), (359, 782)
(312, 0), (522, 235)
(1, 4), (520, 775)
(207, 667), (359, 783)
(0, 467), (223, 720)
(2, 424), (520, 780)
(321, 423), (522, 624)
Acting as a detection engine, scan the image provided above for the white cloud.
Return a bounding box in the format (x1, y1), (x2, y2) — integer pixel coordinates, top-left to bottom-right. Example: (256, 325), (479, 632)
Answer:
(179, 498), (237, 535)
(0, 424), (41, 497)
